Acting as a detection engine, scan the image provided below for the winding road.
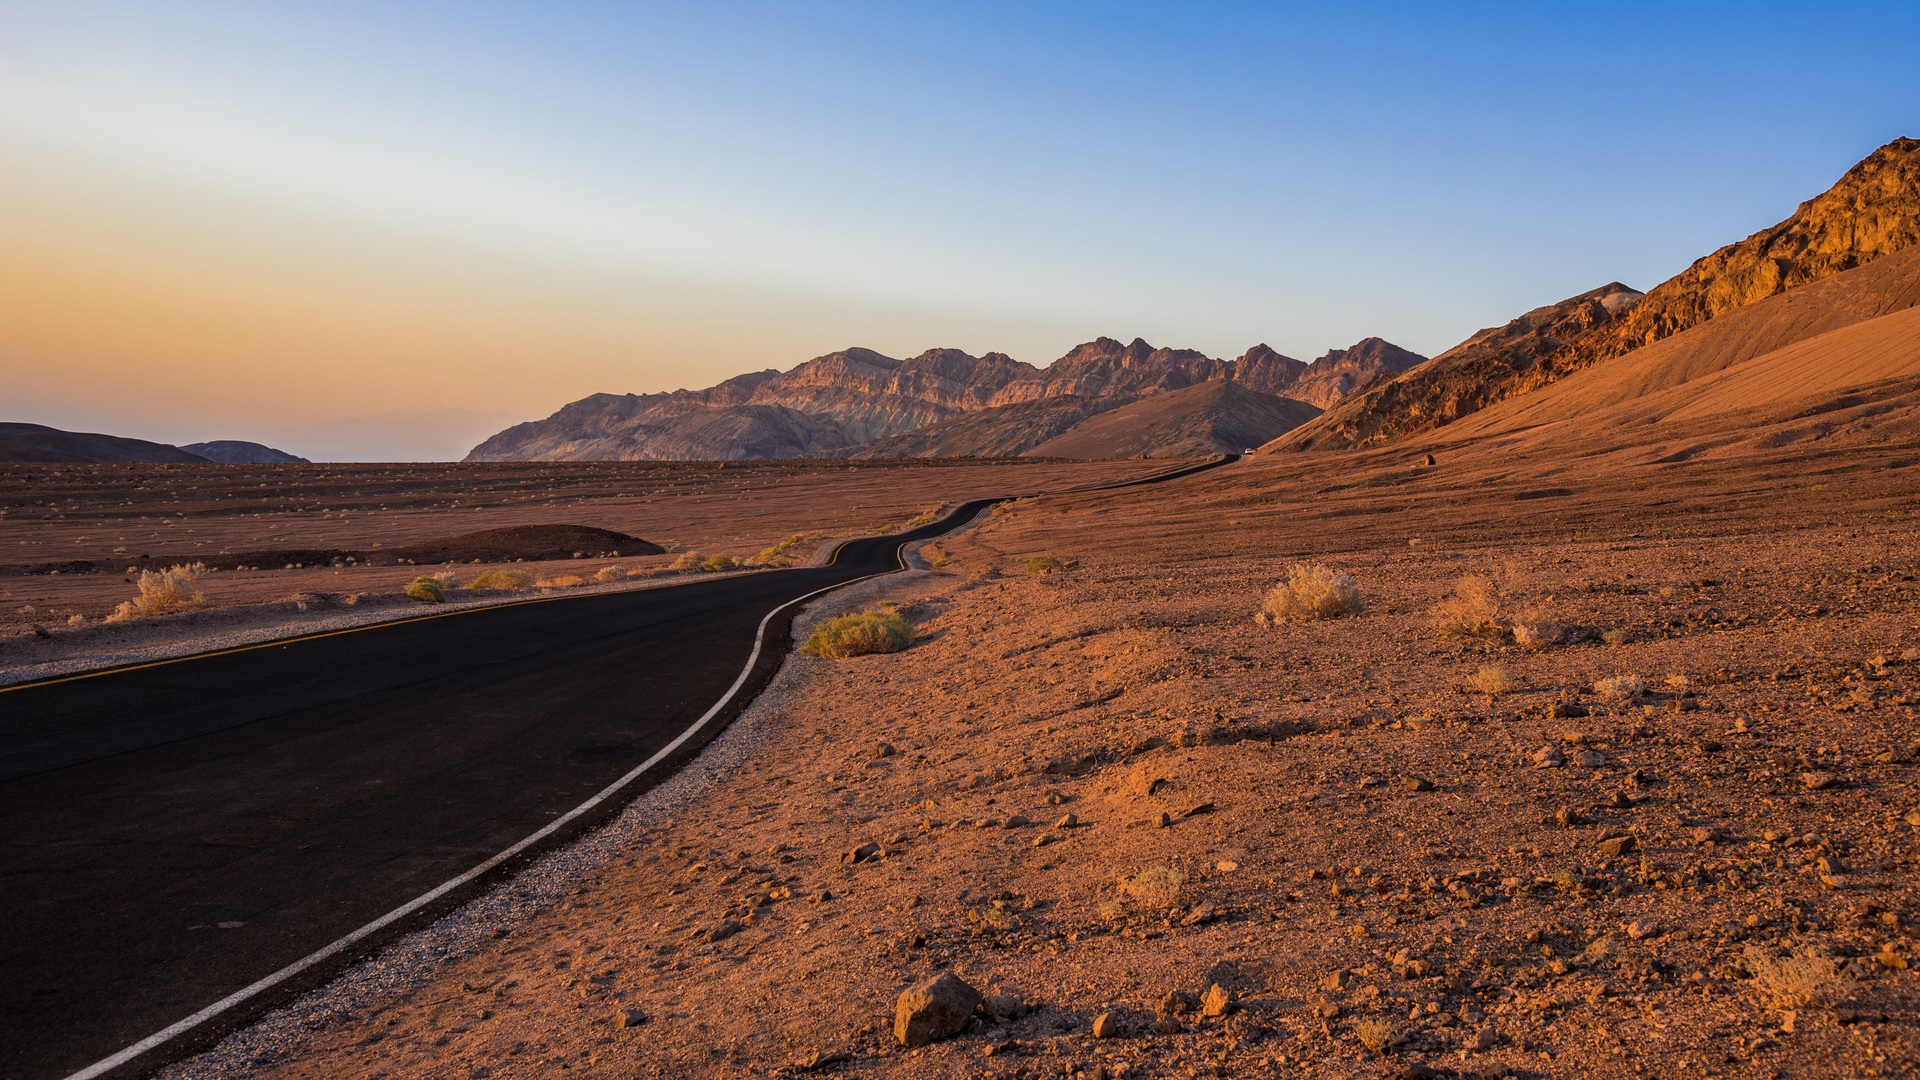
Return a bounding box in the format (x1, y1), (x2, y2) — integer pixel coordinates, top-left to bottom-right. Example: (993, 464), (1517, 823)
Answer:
(0, 457), (1231, 1080)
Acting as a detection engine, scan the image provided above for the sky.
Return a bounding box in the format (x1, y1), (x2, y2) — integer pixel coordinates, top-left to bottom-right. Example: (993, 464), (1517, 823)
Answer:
(3, 1), (1917, 459)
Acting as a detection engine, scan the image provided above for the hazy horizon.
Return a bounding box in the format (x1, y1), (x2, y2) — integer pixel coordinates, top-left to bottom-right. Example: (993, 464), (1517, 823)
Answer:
(5, 1), (1918, 457)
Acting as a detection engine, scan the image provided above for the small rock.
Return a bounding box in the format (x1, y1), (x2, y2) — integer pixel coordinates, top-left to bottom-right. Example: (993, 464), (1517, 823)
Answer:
(1054, 813), (1078, 829)
(1627, 920), (1660, 940)
(1471, 1026), (1499, 1052)
(1404, 777), (1435, 792)
(1597, 834), (1636, 856)
(1358, 775), (1383, 787)
(28, 623), (51, 639)
(1201, 983), (1237, 1017)
(1157, 990), (1201, 1017)
(1801, 772), (1839, 791)
(1549, 701), (1590, 719)
(1532, 746), (1565, 769)
(1817, 856), (1850, 875)
(1695, 738), (1722, 752)
(1127, 767), (1168, 798)
(616, 1008), (648, 1028)
(1319, 969), (1350, 992)
(708, 920), (742, 942)
(792, 1050), (853, 1071)
(872, 742), (897, 759)
(1091, 1011), (1120, 1039)
(1608, 792), (1634, 809)
(1215, 860), (1238, 872)
(893, 971), (983, 1047)
(1554, 806), (1587, 828)
(1154, 812), (1172, 828)
(1571, 749), (1607, 768)
(981, 994), (1028, 1023)
(842, 842), (883, 865)
(1181, 902), (1218, 926)
(1691, 827), (1719, 844)
(1002, 814), (1030, 828)
(1030, 833), (1059, 848)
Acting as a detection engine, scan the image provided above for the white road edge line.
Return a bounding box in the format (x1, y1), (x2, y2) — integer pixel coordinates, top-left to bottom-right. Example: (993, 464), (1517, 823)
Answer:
(62, 570), (891, 1080)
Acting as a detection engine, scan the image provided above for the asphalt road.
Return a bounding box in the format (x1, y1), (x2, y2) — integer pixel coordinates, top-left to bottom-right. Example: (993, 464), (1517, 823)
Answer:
(0, 456), (1232, 1080)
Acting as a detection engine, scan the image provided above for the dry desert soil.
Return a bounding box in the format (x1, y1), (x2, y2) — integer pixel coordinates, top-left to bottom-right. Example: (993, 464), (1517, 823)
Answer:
(9, 434), (1920, 1080)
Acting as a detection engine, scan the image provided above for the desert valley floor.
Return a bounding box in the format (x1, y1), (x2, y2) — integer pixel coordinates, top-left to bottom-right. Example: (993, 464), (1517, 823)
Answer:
(5, 418), (1917, 1080)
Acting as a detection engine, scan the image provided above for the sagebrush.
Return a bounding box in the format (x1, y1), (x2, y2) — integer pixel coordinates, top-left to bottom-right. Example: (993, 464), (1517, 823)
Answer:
(799, 611), (913, 658)
(469, 569), (534, 590)
(1027, 555), (1064, 575)
(1743, 945), (1852, 1009)
(106, 563), (208, 622)
(1257, 563), (1363, 624)
(405, 577), (445, 603)
(1432, 575), (1506, 639)
(1595, 674), (1646, 700)
(596, 565), (628, 582)
(670, 551), (706, 570)
(1121, 865), (1186, 909)
(1465, 665), (1521, 695)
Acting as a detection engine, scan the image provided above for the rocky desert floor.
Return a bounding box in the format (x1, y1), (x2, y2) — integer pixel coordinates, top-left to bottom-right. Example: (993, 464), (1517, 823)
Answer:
(26, 432), (1920, 1080)
(0, 457), (1146, 678)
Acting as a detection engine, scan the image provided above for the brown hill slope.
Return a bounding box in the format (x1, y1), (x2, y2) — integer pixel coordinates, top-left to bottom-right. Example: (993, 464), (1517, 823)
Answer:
(1271, 135), (1920, 451)
(0, 423), (209, 464)
(846, 396), (1131, 459)
(1025, 381), (1321, 459)
(1425, 241), (1920, 444)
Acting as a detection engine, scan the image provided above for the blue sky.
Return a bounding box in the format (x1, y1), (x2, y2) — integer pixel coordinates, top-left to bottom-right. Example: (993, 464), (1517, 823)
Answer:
(2, 1), (1916, 451)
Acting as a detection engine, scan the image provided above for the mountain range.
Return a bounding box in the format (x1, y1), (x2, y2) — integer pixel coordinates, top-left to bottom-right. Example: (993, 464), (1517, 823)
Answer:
(464, 336), (1426, 461)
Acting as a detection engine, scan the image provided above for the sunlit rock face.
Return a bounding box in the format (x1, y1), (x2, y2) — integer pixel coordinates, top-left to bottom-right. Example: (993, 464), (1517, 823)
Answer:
(1270, 136), (1920, 452)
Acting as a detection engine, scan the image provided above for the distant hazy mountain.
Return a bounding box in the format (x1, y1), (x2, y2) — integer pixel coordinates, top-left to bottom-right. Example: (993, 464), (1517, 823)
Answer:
(468, 336), (1424, 462)
(246, 408), (533, 462)
(0, 423), (209, 463)
(181, 440), (310, 463)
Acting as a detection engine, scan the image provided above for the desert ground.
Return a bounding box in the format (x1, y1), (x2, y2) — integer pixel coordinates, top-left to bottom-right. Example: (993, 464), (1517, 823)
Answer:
(0, 457), (1150, 676)
(89, 418), (1919, 1080)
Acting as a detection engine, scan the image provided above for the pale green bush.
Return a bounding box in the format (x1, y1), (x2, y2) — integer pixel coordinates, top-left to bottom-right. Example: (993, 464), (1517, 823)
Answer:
(406, 577), (445, 603)
(800, 611), (912, 658)
(670, 551), (706, 570)
(469, 569), (534, 590)
(1027, 555), (1065, 575)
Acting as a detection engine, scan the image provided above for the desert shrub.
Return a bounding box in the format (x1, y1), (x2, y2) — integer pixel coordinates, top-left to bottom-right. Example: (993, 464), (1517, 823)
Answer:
(1465, 665), (1521, 695)
(406, 577), (445, 603)
(1594, 674), (1646, 701)
(469, 569), (533, 590)
(431, 571), (461, 590)
(1027, 555), (1065, 575)
(1121, 865), (1187, 909)
(1511, 608), (1568, 647)
(1433, 575), (1507, 639)
(1601, 628), (1629, 646)
(1744, 945), (1852, 1009)
(106, 563), (208, 622)
(596, 565), (628, 582)
(1258, 563), (1363, 623)
(545, 574), (587, 587)
(1352, 1016), (1406, 1055)
(701, 555), (736, 572)
(799, 611), (913, 658)
(670, 551), (707, 570)
(67, 614), (84, 627)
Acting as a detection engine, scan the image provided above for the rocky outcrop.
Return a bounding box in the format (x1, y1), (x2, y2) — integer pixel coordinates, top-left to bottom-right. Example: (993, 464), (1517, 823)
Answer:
(469, 335), (1424, 462)
(1026, 381), (1322, 459)
(1271, 136), (1920, 451)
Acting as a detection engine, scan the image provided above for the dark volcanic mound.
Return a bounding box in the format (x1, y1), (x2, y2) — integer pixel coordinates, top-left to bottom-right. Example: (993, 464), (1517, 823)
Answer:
(377, 525), (662, 564)
(181, 440), (310, 464)
(2, 524), (663, 577)
(0, 422), (208, 464)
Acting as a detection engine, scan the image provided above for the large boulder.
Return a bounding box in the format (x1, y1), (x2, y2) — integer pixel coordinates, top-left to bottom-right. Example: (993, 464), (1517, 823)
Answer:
(893, 971), (982, 1047)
